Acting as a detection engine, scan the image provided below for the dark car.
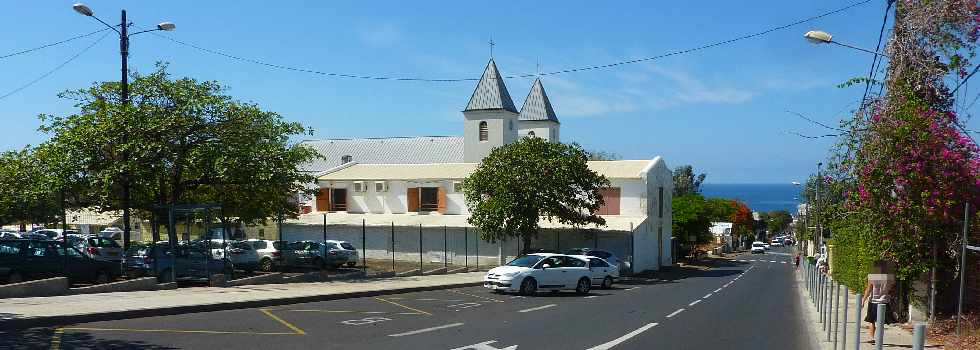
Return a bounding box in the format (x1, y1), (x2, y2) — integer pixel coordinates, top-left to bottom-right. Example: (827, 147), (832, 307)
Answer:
(123, 242), (234, 283)
(0, 239), (120, 285)
(279, 241), (347, 270)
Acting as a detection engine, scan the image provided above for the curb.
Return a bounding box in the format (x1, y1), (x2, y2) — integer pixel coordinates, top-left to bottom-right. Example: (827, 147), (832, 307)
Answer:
(0, 281), (483, 330)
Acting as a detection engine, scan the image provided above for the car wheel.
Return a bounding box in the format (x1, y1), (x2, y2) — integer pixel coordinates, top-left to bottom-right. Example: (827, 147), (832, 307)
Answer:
(259, 258), (274, 272)
(346, 262), (356, 268)
(158, 269), (174, 283)
(601, 276), (614, 289)
(95, 270), (110, 284)
(7, 271), (23, 284)
(576, 277), (591, 295)
(519, 277), (538, 296)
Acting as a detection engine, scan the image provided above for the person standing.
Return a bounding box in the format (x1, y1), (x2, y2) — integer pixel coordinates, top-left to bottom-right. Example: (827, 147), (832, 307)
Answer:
(862, 261), (896, 345)
(794, 252), (801, 268)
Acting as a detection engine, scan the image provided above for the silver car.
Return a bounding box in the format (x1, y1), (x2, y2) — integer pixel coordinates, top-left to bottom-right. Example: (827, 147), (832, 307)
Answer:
(70, 235), (124, 262)
(325, 240), (359, 267)
(246, 239), (284, 272)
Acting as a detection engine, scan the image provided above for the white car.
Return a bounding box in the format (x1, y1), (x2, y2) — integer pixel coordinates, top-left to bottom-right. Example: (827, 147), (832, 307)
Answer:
(770, 239), (783, 247)
(751, 241), (766, 254)
(484, 253), (593, 295)
(575, 255), (619, 289)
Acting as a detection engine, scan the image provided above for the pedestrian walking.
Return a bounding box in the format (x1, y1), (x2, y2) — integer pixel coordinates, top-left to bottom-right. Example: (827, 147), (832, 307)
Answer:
(862, 260), (896, 345)
(794, 252), (801, 268)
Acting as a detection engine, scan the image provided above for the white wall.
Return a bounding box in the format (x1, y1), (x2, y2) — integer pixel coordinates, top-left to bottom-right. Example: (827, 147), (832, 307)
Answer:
(517, 120), (559, 142)
(319, 180), (467, 215)
(609, 179), (646, 216)
(463, 109), (520, 163)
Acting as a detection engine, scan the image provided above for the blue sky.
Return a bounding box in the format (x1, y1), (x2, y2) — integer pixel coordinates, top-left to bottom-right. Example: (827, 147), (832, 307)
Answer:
(2, 1), (977, 183)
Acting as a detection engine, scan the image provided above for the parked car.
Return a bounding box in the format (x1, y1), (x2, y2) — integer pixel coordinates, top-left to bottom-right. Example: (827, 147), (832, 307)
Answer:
(0, 231), (21, 240)
(122, 242), (233, 283)
(69, 235), (124, 262)
(0, 239), (120, 284)
(770, 239), (783, 247)
(483, 253), (593, 295)
(563, 248), (630, 274)
(33, 229), (81, 241)
(201, 240), (259, 273)
(578, 255), (619, 289)
(279, 241), (347, 270)
(751, 241), (766, 254)
(246, 239), (285, 272)
(98, 227), (123, 240)
(325, 240), (359, 267)
(763, 243), (771, 250)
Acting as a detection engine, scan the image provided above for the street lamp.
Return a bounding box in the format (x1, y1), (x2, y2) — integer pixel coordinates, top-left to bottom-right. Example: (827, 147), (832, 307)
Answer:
(804, 30), (888, 57)
(73, 3), (175, 251)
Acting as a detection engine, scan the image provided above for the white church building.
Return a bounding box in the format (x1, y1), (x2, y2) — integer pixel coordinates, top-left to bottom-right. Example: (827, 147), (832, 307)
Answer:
(289, 59), (674, 272)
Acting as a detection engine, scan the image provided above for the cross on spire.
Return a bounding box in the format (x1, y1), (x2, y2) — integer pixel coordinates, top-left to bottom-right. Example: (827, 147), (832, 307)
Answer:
(488, 36), (495, 58)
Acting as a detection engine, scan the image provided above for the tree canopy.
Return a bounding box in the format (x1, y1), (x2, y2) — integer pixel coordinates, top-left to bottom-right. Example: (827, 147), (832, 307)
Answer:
(463, 137), (610, 247)
(673, 165), (705, 196)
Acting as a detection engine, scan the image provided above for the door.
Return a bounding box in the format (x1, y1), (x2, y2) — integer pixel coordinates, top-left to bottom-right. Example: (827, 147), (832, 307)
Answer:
(534, 256), (564, 288)
(316, 188), (331, 212)
(588, 258), (610, 283)
(597, 187), (621, 215)
(407, 187), (420, 212)
(559, 256), (589, 287)
(420, 188), (439, 212)
(26, 241), (63, 279)
(331, 189), (348, 211)
(65, 246), (96, 283)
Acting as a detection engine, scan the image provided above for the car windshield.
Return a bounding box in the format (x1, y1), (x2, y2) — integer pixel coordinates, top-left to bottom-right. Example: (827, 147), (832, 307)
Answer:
(340, 242), (355, 250)
(753, 243), (765, 247)
(507, 255), (544, 267)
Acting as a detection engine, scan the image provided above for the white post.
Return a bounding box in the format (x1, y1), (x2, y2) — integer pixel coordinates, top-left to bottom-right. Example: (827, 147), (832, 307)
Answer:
(842, 284), (849, 350)
(854, 293), (863, 350)
(874, 303), (885, 350)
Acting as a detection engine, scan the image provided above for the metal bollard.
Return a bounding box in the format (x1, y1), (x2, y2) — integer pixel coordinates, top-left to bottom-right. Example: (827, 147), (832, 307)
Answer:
(875, 303), (885, 350)
(827, 279), (834, 341)
(841, 284), (849, 350)
(854, 293), (863, 350)
(912, 324), (926, 350)
(821, 275), (828, 328)
(833, 282), (841, 348)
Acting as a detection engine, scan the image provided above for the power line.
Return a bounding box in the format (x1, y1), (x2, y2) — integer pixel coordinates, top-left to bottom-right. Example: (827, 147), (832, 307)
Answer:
(0, 31), (112, 101)
(0, 28), (112, 61)
(152, 0), (872, 82)
(860, 0), (893, 107)
(952, 64), (980, 94)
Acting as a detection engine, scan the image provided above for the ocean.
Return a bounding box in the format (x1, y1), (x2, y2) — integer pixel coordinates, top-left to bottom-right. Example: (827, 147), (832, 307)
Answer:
(700, 183), (802, 214)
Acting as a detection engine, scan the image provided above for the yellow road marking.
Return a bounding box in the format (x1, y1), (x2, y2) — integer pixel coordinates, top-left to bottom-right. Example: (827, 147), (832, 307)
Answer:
(260, 309), (307, 335)
(49, 327), (64, 350)
(285, 309), (423, 315)
(449, 289), (505, 303)
(374, 297), (432, 316)
(61, 327), (298, 335)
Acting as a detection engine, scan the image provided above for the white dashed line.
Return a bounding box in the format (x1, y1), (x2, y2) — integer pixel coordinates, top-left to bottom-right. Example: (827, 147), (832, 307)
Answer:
(703, 293), (712, 299)
(769, 260), (777, 263)
(585, 323), (659, 350)
(388, 323), (464, 337)
(624, 287), (638, 291)
(714, 288), (722, 293)
(689, 300), (701, 306)
(724, 282), (732, 287)
(781, 261), (787, 264)
(584, 295), (599, 299)
(509, 296), (525, 299)
(666, 308), (685, 318)
(518, 304), (557, 313)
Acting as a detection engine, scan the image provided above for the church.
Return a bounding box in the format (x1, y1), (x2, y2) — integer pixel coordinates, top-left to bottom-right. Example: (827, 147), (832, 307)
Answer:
(290, 59), (675, 272)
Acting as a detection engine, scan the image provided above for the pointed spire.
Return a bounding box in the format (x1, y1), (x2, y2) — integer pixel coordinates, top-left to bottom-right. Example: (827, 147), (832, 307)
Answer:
(519, 78), (559, 123)
(464, 59), (518, 113)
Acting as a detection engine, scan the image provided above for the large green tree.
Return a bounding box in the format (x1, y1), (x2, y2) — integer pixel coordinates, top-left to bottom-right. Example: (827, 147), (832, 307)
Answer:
(671, 193), (713, 257)
(673, 165), (705, 196)
(36, 63), (319, 243)
(464, 137), (610, 248)
(765, 210), (792, 235)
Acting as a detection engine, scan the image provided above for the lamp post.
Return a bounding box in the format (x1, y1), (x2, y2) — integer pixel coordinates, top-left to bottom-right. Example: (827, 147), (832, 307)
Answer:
(803, 30), (889, 57)
(72, 3), (175, 250)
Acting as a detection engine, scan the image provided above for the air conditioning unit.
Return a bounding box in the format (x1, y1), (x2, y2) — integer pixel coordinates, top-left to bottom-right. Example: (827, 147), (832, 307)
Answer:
(375, 181), (389, 192)
(353, 181), (367, 193)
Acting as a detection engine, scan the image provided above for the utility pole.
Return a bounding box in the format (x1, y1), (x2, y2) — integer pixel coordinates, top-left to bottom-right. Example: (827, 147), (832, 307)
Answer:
(815, 162), (823, 253)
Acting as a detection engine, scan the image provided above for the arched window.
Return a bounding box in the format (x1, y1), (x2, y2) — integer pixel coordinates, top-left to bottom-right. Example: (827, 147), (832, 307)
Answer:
(479, 121), (488, 141)
(341, 155), (352, 164)
(527, 131), (536, 137)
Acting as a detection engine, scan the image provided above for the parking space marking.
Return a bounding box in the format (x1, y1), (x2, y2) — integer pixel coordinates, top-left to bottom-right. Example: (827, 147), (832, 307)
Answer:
(448, 302), (483, 311)
(49, 327), (64, 350)
(703, 293), (712, 299)
(666, 308), (685, 318)
(517, 304), (556, 313)
(584, 295), (599, 299)
(689, 300), (701, 306)
(284, 309), (423, 316)
(508, 296), (525, 299)
(387, 322), (464, 337)
(769, 260), (777, 263)
(624, 287), (638, 291)
(414, 298), (465, 302)
(61, 327), (300, 336)
(450, 289), (505, 303)
(374, 297), (433, 316)
(260, 309), (307, 335)
(585, 323), (658, 350)
(714, 288), (722, 293)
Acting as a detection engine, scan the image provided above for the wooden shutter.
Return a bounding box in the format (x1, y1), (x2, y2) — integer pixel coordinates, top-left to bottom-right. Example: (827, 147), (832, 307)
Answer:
(598, 187), (620, 215)
(315, 188), (331, 212)
(437, 187), (447, 213)
(407, 187), (420, 212)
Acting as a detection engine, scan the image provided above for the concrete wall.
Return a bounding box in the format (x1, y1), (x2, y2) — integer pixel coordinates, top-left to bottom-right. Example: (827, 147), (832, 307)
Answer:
(463, 109), (520, 163)
(0, 277), (69, 298)
(518, 120), (559, 142)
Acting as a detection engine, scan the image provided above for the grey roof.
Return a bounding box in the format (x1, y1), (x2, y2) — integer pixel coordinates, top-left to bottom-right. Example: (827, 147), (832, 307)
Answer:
(299, 136), (464, 173)
(519, 78), (559, 123)
(463, 59), (518, 113)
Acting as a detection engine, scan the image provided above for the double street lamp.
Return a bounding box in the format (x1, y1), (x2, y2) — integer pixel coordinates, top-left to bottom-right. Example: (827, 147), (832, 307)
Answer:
(72, 3), (175, 250)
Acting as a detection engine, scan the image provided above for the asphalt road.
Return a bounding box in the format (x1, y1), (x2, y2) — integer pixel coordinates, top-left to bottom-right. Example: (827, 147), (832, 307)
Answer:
(2, 246), (814, 350)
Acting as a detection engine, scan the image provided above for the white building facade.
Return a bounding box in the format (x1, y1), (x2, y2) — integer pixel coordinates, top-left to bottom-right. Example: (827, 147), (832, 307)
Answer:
(295, 59), (674, 272)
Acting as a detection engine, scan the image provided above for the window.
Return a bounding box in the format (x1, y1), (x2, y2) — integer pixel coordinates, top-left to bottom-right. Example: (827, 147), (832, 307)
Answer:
(453, 181), (464, 193)
(597, 187), (621, 215)
(420, 187), (439, 212)
(0, 241), (21, 256)
(527, 131), (535, 137)
(535, 257), (559, 268)
(509, 119), (513, 130)
(479, 121), (488, 141)
(66, 247), (84, 258)
(375, 181), (389, 192)
(587, 250), (611, 259)
(258, 229), (265, 238)
(353, 181), (367, 193)
(251, 241), (267, 250)
(589, 258), (609, 268)
(658, 187), (664, 218)
(341, 155), (353, 164)
(565, 256), (587, 268)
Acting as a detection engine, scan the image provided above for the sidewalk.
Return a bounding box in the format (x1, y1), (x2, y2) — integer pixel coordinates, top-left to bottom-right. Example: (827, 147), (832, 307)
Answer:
(0, 272), (484, 329)
(793, 267), (937, 349)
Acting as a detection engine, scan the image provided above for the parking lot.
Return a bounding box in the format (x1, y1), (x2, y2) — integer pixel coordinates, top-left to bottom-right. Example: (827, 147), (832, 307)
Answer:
(1, 247), (808, 350)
